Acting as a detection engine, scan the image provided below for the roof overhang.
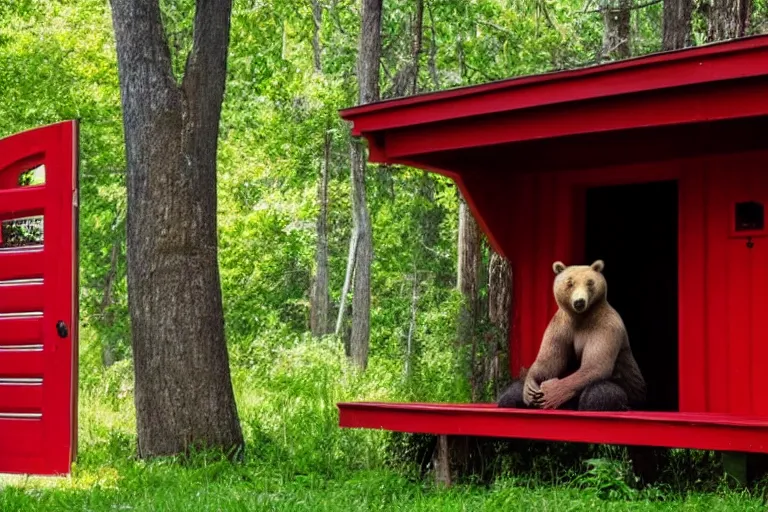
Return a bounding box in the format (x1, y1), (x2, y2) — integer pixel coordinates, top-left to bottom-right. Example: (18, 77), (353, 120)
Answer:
(340, 35), (768, 177)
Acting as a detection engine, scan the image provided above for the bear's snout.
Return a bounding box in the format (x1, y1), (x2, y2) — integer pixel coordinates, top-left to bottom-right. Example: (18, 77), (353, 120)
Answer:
(573, 298), (586, 312)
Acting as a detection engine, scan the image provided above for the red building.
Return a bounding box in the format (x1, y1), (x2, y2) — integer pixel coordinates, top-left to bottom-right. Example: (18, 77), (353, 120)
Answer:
(337, 35), (768, 456)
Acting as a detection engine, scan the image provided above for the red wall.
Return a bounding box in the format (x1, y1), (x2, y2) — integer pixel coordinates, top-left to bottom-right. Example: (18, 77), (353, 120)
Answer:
(458, 149), (768, 416)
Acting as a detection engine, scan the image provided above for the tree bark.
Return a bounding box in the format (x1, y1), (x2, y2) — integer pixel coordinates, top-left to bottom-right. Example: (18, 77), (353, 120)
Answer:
(457, 193), (481, 397)
(336, 226), (358, 336)
(662, 0), (693, 50)
(100, 221), (122, 367)
(311, 130), (331, 336)
(347, 0), (382, 369)
(110, 0), (243, 458)
(427, 2), (441, 90)
(385, 1), (424, 99)
(707, 0), (751, 41)
(405, 272), (419, 379)
(309, 1), (331, 337)
(357, 0), (383, 105)
(487, 251), (512, 398)
(602, 0), (632, 60)
(410, 0), (424, 96)
(349, 139), (373, 369)
(310, 0), (323, 73)
(457, 196), (481, 337)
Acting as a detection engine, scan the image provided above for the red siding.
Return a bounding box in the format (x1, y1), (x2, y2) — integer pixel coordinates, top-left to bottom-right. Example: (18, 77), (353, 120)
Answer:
(499, 150), (768, 416)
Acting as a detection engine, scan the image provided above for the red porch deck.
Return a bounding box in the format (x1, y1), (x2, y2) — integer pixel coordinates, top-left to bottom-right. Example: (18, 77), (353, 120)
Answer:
(338, 403), (768, 453)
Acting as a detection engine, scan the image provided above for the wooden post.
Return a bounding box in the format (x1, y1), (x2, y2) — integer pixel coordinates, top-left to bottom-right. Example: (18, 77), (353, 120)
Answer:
(722, 452), (748, 486)
(433, 435), (452, 487)
(627, 445), (667, 486)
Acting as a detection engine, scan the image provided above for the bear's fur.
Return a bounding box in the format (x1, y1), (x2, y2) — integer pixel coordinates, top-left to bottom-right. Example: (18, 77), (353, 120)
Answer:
(498, 260), (646, 411)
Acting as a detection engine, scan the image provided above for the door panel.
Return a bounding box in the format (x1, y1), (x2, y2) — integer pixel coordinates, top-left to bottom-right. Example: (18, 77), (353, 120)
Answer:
(0, 121), (78, 475)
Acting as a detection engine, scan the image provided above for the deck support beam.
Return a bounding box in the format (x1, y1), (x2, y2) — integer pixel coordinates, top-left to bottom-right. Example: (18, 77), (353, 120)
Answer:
(722, 452), (748, 486)
(433, 435), (451, 487)
(430, 435), (482, 487)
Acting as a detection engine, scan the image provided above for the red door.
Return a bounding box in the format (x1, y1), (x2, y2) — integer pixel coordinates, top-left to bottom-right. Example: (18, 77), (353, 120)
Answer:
(0, 121), (78, 475)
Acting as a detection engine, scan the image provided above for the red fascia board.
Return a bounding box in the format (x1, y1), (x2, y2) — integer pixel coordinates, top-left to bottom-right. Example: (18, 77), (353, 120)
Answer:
(382, 77), (768, 159)
(339, 35), (768, 138)
(338, 402), (768, 453)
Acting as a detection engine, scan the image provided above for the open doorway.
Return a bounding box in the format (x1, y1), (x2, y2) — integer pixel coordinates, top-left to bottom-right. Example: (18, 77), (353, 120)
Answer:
(584, 180), (679, 412)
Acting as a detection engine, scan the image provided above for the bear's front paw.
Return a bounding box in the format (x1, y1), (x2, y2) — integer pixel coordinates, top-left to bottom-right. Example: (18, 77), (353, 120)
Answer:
(538, 379), (573, 409)
(523, 379), (542, 407)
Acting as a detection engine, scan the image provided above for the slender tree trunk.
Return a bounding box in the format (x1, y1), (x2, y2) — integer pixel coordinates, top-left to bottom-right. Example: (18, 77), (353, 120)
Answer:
(110, 0), (243, 458)
(347, 0), (382, 370)
(311, 131), (332, 336)
(336, 229), (357, 336)
(602, 0), (632, 60)
(427, 2), (440, 90)
(387, 0), (424, 98)
(100, 228), (122, 367)
(487, 251), (512, 398)
(405, 272), (419, 379)
(457, 193), (481, 399)
(311, 0), (323, 73)
(409, 0), (424, 95)
(662, 0), (693, 50)
(309, 0), (331, 337)
(349, 139), (373, 369)
(707, 0), (751, 41)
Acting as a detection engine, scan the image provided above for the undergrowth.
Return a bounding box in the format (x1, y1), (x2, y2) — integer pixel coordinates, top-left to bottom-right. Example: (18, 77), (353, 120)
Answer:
(2, 329), (767, 511)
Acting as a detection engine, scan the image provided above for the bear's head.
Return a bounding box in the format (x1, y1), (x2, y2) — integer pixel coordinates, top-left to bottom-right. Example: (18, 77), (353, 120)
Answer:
(552, 260), (607, 315)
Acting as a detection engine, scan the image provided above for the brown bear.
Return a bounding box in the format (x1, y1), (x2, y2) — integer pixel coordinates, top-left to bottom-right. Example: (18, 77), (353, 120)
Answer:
(498, 259), (646, 411)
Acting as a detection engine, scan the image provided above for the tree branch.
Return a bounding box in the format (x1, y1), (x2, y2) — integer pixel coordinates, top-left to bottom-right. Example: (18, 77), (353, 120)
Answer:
(182, 0), (233, 105)
(583, 0), (661, 14)
(476, 18), (514, 36)
(109, 0), (177, 102)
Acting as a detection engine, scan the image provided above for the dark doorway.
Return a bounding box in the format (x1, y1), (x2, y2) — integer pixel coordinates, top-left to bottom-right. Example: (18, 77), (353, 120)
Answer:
(584, 180), (679, 412)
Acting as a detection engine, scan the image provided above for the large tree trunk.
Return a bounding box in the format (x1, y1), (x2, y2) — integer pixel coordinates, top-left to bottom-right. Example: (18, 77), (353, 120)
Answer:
(602, 0), (632, 60)
(707, 0), (751, 41)
(457, 194), (482, 399)
(110, 0), (243, 458)
(347, 0), (382, 369)
(662, 0), (693, 50)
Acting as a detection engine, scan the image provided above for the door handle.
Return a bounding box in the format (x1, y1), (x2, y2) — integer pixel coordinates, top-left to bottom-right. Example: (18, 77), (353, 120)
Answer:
(56, 321), (69, 339)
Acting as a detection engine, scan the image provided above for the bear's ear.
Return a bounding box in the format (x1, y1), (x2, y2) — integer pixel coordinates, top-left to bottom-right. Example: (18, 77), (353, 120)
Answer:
(553, 261), (566, 275)
(590, 260), (605, 273)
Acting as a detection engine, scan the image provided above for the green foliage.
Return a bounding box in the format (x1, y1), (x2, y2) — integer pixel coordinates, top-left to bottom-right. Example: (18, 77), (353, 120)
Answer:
(572, 458), (638, 500)
(3, 0), (768, 507)
(0, 0), (703, 403)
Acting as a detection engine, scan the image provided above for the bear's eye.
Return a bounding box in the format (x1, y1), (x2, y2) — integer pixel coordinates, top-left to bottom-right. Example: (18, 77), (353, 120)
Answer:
(566, 279), (573, 288)
(587, 279), (594, 287)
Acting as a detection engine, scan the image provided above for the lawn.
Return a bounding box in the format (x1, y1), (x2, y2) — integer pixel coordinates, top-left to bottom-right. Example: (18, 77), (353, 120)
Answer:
(2, 374), (767, 512)
(2, 460), (767, 511)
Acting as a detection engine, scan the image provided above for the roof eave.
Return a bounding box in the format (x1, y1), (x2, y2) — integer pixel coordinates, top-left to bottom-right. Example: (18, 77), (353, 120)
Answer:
(340, 34), (768, 138)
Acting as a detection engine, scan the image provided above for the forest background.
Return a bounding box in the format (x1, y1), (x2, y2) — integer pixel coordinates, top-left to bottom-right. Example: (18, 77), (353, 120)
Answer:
(1, 0), (768, 509)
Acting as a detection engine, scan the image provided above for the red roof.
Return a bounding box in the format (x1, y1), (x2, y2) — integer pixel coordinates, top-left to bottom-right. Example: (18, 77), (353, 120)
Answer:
(340, 35), (768, 173)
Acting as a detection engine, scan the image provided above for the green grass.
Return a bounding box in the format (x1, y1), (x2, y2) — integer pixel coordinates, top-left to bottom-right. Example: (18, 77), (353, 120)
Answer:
(2, 458), (767, 511)
(3, 339), (767, 511)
